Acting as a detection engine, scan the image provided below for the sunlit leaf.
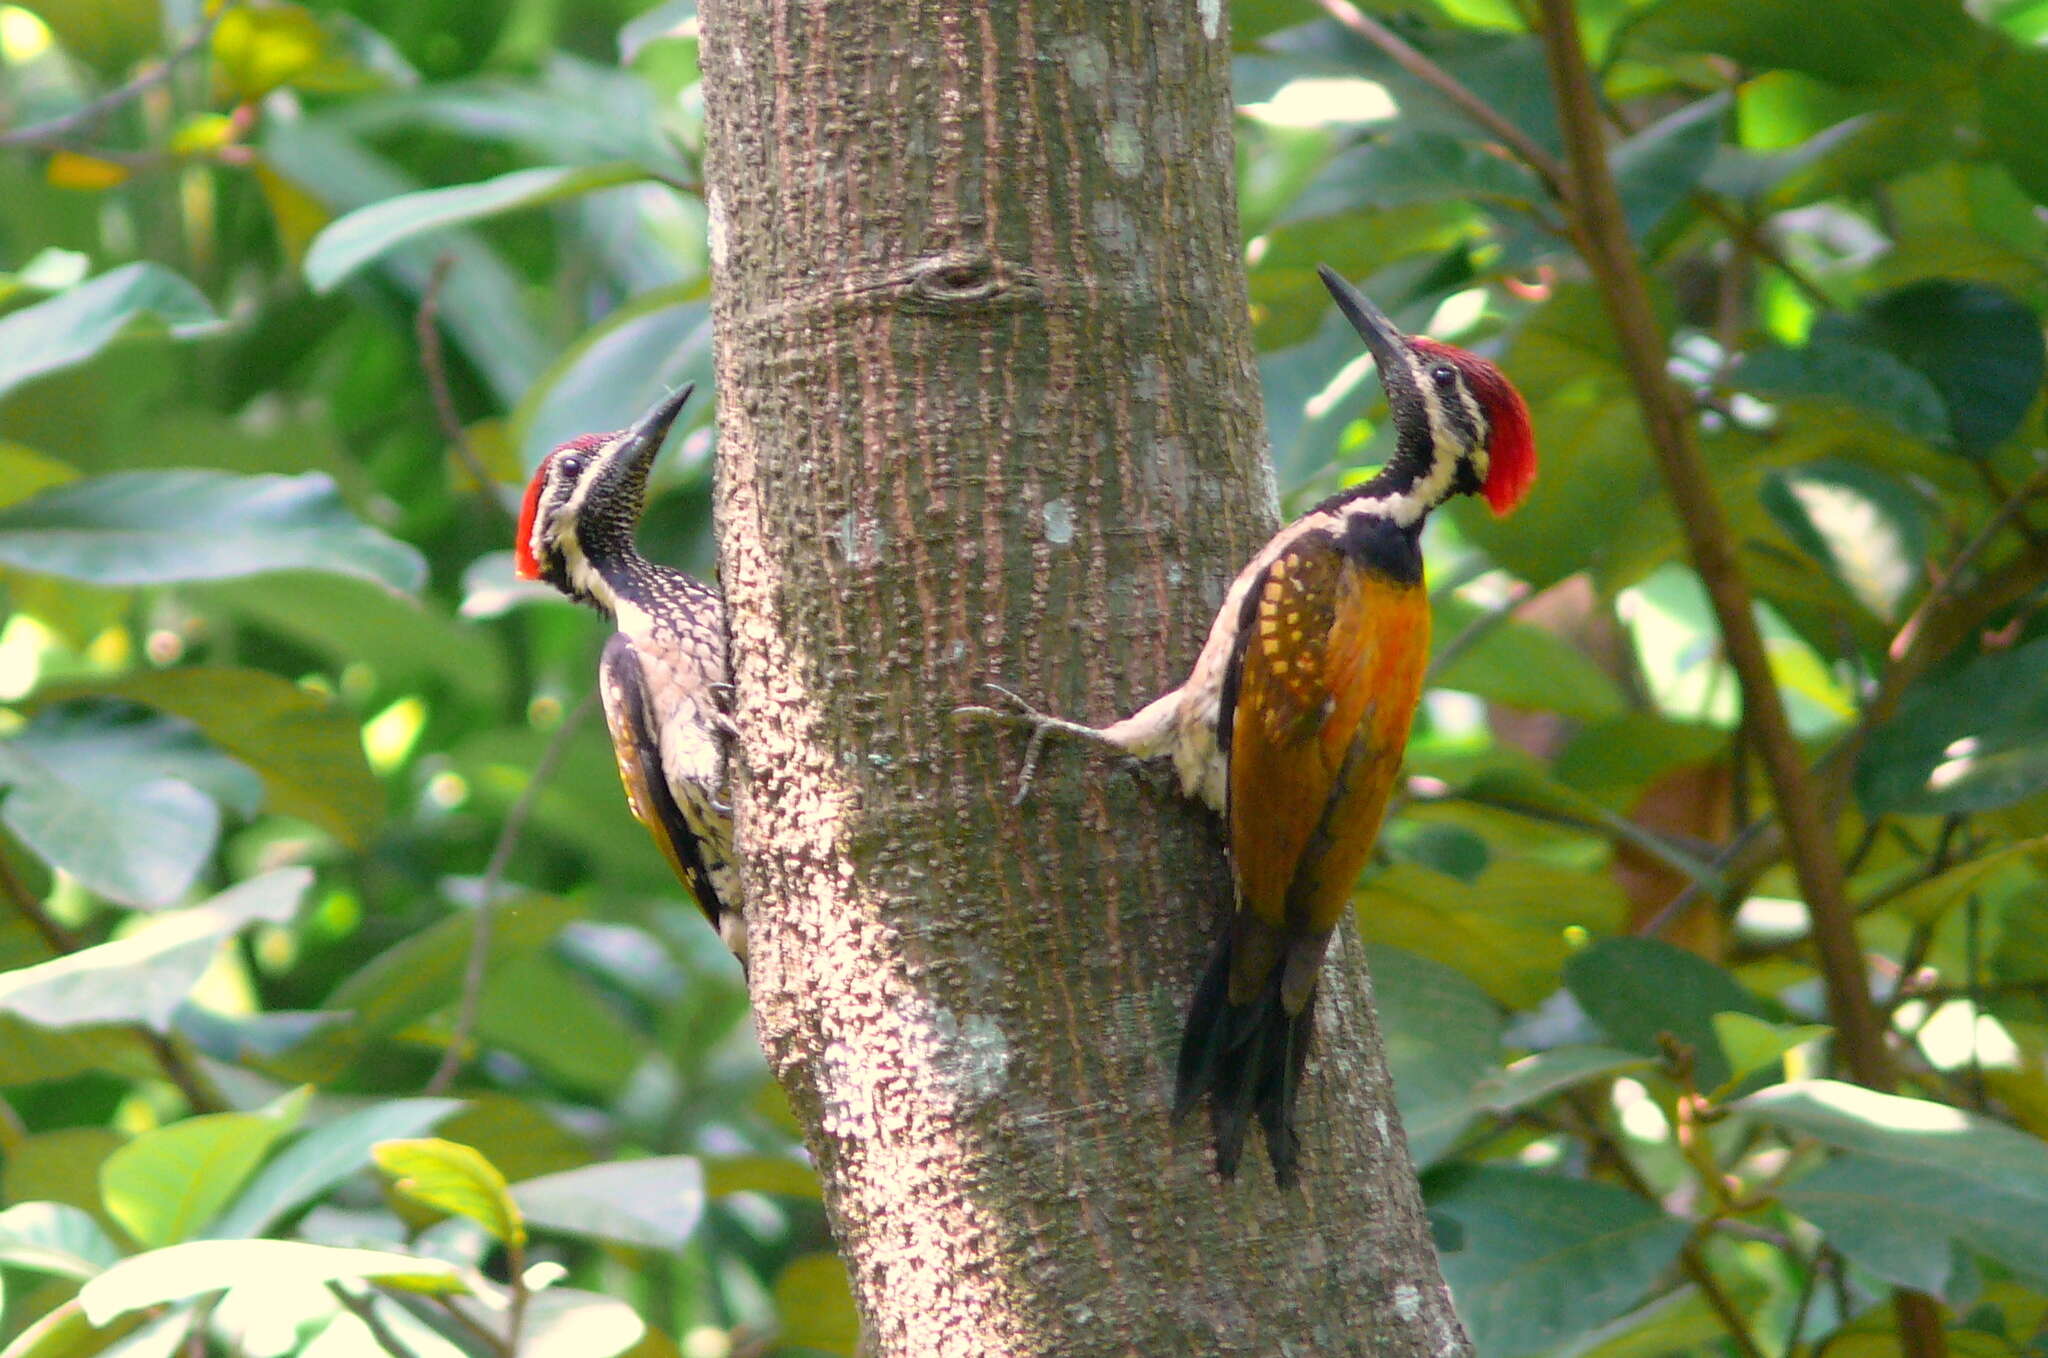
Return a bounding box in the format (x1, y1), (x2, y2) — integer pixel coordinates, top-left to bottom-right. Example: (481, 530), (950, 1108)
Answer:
(511, 1157), (704, 1252)
(0, 871), (310, 1030)
(0, 264), (223, 403)
(99, 1089), (309, 1249)
(305, 162), (650, 293)
(78, 1241), (463, 1325)
(517, 1288), (648, 1358)
(1472, 1048), (1654, 1114)
(42, 669), (384, 849)
(0, 1202), (122, 1280)
(1626, 0), (1986, 86)
(773, 1253), (859, 1355)
(324, 896), (579, 1041)
(373, 1139), (524, 1247)
(1708, 1013), (1830, 1096)
(208, 1098), (461, 1240)
(0, 472), (425, 592)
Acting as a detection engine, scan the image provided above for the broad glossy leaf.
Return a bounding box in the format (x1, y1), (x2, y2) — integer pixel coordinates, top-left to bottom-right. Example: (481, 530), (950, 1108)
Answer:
(1876, 838), (2048, 925)
(0, 1299), (148, 1358)
(1709, 1014), (1830, 1095)
(1356, 861), (1626, 1008)
(1563, 937), (1771, 1092)
(1610, 93), (1726, 246)
(1432, 1167), (1689, 1358)
(1982, 39), (2048, 204)
(1748, 1080), (2048, 1290)
(1729, 340), (1950, 448)
(1371, 945), (1503, 1167)
(476, 952), (642, 1096)
(208, 1098), (460, 1240)
(101, 1090), (308, 1248)
(0, 471), (424, 592)
(511, 1157), (704, 1251)
(0, 716), (219, 909)
(78, 1241), (462, 1325)
(518, 1288), (648, 1358)
(306, 163), (649, 292)
(0, 1202), (122, 1280)
(325, 895), (579, 1040)
(1472, 1048), (1654, 1114)
(1759, 461), (1927, 622)
(373, 1139), (524, 1247)
(1626, 0), (1986, 86)
(44, 669), (383, 849)
(1859, 636), (2048, 814)
(1828, 279), (2046, 456)
(0, 263), (223, 403)
(0, 870), (310, 1031)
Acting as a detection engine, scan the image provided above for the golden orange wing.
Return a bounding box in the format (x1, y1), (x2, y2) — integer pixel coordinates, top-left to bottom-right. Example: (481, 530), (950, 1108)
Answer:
(598, 634), (727, 931)
(1226, 529), (1430, 1003)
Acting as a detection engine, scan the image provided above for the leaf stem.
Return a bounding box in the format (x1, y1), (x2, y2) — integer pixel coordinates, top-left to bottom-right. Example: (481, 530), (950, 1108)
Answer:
(0, 7), (230, 150)
(424, 691), (597, 1095)
(325, 1285), (424, 1358)
(416, 254), (512, 523)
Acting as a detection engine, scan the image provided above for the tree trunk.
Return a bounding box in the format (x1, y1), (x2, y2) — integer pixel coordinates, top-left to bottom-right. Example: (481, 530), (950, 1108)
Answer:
(699, 4), (1469, 1354)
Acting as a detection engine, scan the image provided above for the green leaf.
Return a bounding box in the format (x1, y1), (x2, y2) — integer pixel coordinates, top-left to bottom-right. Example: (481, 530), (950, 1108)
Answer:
(0, 263), (224, 403)
(0, 1299), (149, 1358)
(773, 1253), (860, 1355)
(1982, 39), (2048, 204)
(1759, 461), (1928, 622)
(1876, 837), (2048, 925)
(0, 1202), (122, 1280)
(1357, 861), (1628, 1008)
(42, 669), (384, 849)
(476, 952), (643, 1096)
(511, 1157), (704, 1251)
(372, 1139), (525, 1247)
(1563, 937), (1772, 1091)
(0, 472), (425, 593)
(325, 895), (579, 1041)
(1610, 93), (1727, 246)
(1626, 0), (1987, 87)
(1828, 279), (2046, 456)
(0, 870), (311, 1031)
(1371, 945), (1504, 1167)
(1746, 1080), (2048, 1290)
(1471, 1047), (1655, 1114)
(1729, 340), (1952, 448)
(1431, 1167), (1689, 1358)
(207, 1098), (460, 1240)
(518, 1288), (648, 1358)
(1858, 636), (2048, 815)
(100, 1090), (309, 1249)
(1708, 1014), (1830, 1095)
(1432, 596), (1627, 722)
(305, 163), (649, 293)
(510, 285), (711, 472)
(77, 1240), (463, 1325)
(0, 711), (222, 908)
(701, 1155), (822, 1201)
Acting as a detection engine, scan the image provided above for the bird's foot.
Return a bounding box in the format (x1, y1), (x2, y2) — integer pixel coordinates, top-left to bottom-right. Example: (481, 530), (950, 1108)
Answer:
(954, 683), (1119, 806)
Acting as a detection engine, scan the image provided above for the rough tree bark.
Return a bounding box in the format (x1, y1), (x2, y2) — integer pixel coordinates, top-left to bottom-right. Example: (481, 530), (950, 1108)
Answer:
(700, 3), (1468, 1354)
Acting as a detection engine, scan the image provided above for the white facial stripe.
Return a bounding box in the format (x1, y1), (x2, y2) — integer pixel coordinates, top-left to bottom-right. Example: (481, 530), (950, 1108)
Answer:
(540, 433), (633, 613)
(1349, 351), (1465, 526)
(1454, 374), (1489, 484)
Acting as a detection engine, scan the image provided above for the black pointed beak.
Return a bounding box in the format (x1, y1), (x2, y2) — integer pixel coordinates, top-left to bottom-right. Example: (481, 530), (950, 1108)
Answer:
(1317, 266), (1410, 379)
(618, 383), (696, 477)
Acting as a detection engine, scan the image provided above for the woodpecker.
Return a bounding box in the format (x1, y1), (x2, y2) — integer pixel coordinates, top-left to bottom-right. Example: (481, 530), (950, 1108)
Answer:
(962, 266), (1535, 1185)
(515, 385), (745, 962)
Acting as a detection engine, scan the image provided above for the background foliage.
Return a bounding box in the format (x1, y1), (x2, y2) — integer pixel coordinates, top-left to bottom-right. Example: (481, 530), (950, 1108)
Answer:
(1, 0), (2046, 1355)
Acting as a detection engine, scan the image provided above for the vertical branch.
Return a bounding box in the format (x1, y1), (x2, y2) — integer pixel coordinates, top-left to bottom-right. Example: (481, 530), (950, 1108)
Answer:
(1532, 4), (1945, 1354)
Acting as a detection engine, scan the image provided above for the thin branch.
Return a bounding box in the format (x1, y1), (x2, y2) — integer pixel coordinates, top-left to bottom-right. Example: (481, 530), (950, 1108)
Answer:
(416, 254), (512, 523)
(1311, 0), (1570, 200)
(424, 692), (598, 1094)
(0, 8), (228, 150)
(1533, 5), (1944, 1355)
(325, 1286), (423, 1358)
(1889, 465), (2048, 666)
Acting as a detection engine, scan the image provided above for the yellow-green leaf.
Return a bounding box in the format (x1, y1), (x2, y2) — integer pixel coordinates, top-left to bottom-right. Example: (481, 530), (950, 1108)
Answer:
(372, 1138), (524, 1248)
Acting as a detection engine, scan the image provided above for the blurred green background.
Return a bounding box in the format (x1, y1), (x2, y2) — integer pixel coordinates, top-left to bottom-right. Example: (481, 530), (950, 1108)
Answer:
(2, 0), (2048, 1355)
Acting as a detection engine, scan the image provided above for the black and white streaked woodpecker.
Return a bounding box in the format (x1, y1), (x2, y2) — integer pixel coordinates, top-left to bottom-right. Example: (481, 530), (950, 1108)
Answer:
(963, 266), (1536, 1185)
(515, 385), (745, 962)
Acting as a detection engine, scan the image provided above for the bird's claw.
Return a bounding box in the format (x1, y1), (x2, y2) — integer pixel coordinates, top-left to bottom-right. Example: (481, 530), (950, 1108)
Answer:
(953, 682), (1067, 806)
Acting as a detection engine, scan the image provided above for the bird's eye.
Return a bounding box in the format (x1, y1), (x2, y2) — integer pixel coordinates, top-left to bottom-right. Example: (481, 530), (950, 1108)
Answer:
(1431, 365), (1457, 388)
(557, 454), (586, 478)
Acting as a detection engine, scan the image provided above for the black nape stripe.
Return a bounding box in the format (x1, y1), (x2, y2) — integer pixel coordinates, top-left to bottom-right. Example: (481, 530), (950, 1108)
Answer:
(1342, 513), (1423, 586)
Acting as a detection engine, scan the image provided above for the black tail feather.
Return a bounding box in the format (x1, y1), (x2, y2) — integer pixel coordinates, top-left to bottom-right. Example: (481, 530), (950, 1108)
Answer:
(1173, 931), (1315, 1188)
